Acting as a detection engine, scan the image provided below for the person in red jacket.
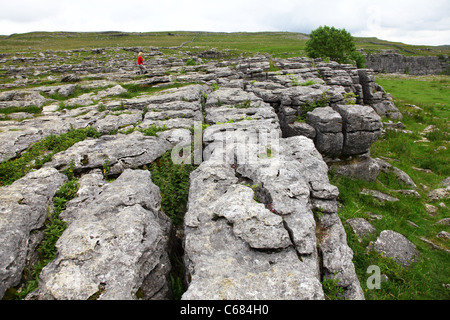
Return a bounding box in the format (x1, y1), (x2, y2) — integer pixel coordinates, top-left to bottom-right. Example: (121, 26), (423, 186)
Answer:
(137, 52), (147, 74)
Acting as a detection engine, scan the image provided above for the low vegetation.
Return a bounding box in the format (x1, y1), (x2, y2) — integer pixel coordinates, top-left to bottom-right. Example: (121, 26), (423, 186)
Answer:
(296, 92), (330, 122)
(0, 126), (101, 186)
(147, 150), (198, 226)
(1, 31), (449, 58)
(147, 150), (198, 299)
(331, 74), (449, 299)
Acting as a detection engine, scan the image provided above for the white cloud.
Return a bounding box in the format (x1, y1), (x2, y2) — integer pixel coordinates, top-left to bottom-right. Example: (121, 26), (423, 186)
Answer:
(0, 0), (449, 45)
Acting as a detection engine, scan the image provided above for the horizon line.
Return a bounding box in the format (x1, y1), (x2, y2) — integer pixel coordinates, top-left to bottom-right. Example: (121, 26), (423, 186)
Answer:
(1, 30), (449, 47)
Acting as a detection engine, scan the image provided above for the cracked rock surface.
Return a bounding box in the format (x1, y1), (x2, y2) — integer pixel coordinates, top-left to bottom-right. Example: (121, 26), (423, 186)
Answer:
(0, 168), (67, 298)
(27, 169), (172, 300)
(0, 49), (393, 300)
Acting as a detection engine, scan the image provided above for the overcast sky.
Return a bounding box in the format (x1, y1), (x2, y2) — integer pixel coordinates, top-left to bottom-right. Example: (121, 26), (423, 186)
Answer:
(1, 0), (449, 45)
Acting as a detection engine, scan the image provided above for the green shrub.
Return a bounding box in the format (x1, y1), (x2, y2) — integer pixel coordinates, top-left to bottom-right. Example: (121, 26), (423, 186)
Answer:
(148, 151), (197, 226)
(322, 277), (344, 300)
(185, 58), (198, 66)
(139, 124), (168, 136)
(306, 26), (364, 67)
(344, 92), (358, 105)
(300, 79), (318, 86)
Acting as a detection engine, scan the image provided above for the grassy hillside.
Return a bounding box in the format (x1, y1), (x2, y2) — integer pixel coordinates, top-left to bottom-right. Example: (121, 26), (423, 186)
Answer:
(331, 74), (449, 299)
(0, 31), (197, 53)
(1, 31), (449, 58)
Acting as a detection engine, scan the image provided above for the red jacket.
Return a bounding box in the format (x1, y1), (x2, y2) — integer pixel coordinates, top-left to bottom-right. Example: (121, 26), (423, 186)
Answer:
(138, 56), (144, 65)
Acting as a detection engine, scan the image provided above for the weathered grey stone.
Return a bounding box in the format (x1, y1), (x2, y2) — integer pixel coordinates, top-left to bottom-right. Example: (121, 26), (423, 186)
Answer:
(315, 132), (344, 157)
(436, 218), (450, 226)
(366, 51), (449, 75)
(357, 69), (376, 104)
(182, 161), (324, 300)
(330, 156), (381, 181)
(94, 110), (142, 133)
(57, 84), (76, 97)
(428, 187), (450, 201)
(316, 213), (365, 300)
(280, 85), (331, 107)
(383, 121), (406, 130)
(334, 104), (382, 155)
(369, 230), (419, 267)
(336, 102), (382, 128)
(372, 101), (403, 120)
(424, 203), (439, 216)
(0, 107), (112, 162)
(306, 107), (342, 133)
(42, 104), (60, 113)
(8, 112), (34, 120)
(94, 84), (127, 100)
(0, 168), (68, 298)
(65, 93), (94, 107)
(320, 68), (355, 87)
(344, 131), (381, 156)
(211, 184), (291, 250)
(436, 231), (450, 240)
(46, 131), (172, 176)
(441, 177), (450, 187)
(60, 170), (106, 224)
(346, 218), (377, 239)
(156, 128), (192, 147)
(286, 121), (316, 139)
(28, 169), (173, 300)
(206, 104), (277, 124)
(360, 189), (399, 202)
(205, 87), (262, 108)
(205, 86), (275, 119)
(309, 180), (339, 200)
(184, 134), (363, 300)
(104, 84), (208, 110)
(61, 74), (81, 82)
(393, 189), (421, 198)
(248, 81), (285, 103)
(375, 158), (417, 188)
(0, 90), (48, 109)
(0, 126), (43, 162)
(1, 50), (394, 301)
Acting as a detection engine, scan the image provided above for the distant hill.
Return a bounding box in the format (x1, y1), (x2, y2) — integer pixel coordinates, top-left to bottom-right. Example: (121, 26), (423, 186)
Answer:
(1, 31), (449, 58)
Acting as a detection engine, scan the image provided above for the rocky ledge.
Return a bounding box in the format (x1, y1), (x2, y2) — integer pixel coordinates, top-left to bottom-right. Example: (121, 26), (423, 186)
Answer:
(0, 49), (403, 300)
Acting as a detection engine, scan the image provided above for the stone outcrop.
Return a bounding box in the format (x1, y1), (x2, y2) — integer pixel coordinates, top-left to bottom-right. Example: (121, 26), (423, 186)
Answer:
(369, 230), (419, 267)
(0, 168), (68, 298)
(357, 69), (402, 120)
(0, 47), (405, 300)
(46, 132), (172, 176)
(365, 50), (449, 75)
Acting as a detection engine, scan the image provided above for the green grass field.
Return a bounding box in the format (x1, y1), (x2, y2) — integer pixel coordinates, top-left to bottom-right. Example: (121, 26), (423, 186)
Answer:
(376, 75), (450, 107)
(329, 74), (449, 300)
